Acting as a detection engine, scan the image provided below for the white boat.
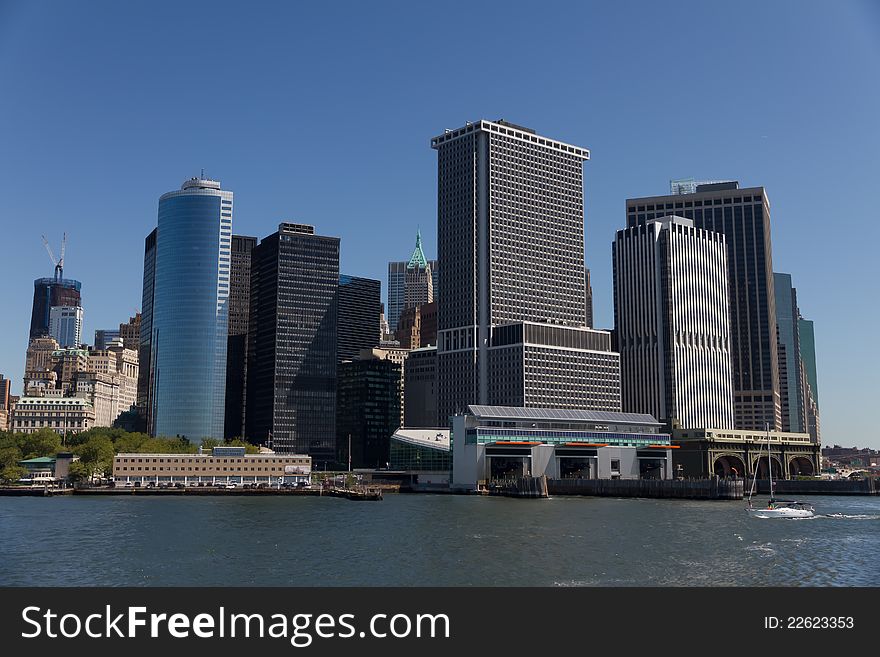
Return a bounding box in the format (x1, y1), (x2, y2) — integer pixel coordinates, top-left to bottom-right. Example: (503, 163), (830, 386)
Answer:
(746, 424), (814, 519)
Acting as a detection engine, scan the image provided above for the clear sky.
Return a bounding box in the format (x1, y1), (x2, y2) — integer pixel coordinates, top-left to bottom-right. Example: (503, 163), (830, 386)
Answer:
(0, 1), (878, 447)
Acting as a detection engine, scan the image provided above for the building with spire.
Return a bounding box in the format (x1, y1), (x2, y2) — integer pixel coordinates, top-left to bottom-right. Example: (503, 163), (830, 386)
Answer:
(387, 230), (438, 333)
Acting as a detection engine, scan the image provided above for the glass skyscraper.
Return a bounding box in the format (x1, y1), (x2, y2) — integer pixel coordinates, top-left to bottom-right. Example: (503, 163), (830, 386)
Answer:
(245, 223), (339, 460)
(149, 177), (232, 442)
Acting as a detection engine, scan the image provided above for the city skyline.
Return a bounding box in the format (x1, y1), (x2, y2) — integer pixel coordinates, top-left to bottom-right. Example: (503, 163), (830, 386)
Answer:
(0, 2), (878, 446)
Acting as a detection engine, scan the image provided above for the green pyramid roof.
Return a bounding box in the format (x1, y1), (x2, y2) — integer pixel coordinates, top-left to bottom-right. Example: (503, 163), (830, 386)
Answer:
(407, 230), (429, 269)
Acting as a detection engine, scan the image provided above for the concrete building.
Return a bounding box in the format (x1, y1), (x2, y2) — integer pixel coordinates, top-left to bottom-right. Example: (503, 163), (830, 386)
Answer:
(613, 216), (734, 429)
(49, 306), (84, 348)
(337, 274), (381, 362)
(0, 374), (11, 431)
(387, 231), (438, 333)
(404, 346), (437, 428)
(137, 228), (157, 434)
(395, 301), (437, 350)
(486, 322), (621, 411)
(224, 234), (257, 440)
(11, 395), (95, 436)
(30, 277), (81, 340)
(626, 182), (781, 431)
(673, 427), (819, 480)
(149, 177), (232, 442)
(23, 336), (60, 386)
(119, 313), (140, 352)
(432, 120), (601, 421)
(246, 223), (339, 460)
(452, 405), (673, 491)
(72, 371), (119, 427)
(336, 349), (401, 469)
(112, 446), (311, 486)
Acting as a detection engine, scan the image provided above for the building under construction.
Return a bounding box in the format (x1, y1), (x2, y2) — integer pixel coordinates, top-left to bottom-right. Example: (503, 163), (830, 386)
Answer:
(29, 234), (82, 340)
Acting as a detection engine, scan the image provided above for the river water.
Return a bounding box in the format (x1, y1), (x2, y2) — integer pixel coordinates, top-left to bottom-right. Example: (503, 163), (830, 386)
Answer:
(1, 493), (878, 586)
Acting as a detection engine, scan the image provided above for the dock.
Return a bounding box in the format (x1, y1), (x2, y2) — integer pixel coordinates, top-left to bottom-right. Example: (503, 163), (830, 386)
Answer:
(0, 486), (383, 501)
(547, 477), (745, 500)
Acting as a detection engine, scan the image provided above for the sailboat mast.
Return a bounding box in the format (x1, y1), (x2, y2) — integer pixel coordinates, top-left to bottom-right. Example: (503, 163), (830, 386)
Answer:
(766, 422), (774, 503)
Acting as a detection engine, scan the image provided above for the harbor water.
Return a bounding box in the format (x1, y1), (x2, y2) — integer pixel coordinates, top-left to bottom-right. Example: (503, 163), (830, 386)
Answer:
(1, 493), (878, 586)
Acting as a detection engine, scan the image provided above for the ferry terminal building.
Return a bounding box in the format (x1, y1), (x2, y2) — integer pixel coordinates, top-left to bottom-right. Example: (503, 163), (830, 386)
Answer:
(452, 405), (675, 490)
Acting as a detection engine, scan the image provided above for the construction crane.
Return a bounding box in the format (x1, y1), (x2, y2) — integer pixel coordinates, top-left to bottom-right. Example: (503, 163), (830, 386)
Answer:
(41, 232), (66, 281)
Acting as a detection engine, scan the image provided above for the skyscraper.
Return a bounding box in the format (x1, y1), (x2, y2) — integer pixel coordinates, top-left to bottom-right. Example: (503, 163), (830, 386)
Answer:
(774, 273), (804, 433)
(119, 313), (141, 352)
(626, 182), (781, 431)
(149, 177), (232, 442)
(337, 274), (381, 362)
(387, 231), (438, 333)
(224, 234), (257, 440)
(245, 223), (339, 460)
(29, 277), (81, 340)
(137, 228), (157, 434)
(432, 119), (615, 420)
(336, 349), (401, 469)
(49, 306), (83, 348)
(94, 329), (120, 351)
(613, 216), (734, 429)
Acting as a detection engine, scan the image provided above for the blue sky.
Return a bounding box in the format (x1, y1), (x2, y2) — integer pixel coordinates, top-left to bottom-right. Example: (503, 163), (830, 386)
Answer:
(0, 1), (878, 447)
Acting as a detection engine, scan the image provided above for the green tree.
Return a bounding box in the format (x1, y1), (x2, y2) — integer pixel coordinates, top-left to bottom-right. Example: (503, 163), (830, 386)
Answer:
(0, 464), (26, 484)
(74, 435), (116, 480)
(19, 428), (62, 459)
(67, 460), (90, 484)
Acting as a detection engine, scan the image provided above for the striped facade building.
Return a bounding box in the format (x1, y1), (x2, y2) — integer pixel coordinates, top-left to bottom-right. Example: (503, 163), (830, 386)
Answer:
(626, 183), (780, 431)
(613, 215), (734, 429)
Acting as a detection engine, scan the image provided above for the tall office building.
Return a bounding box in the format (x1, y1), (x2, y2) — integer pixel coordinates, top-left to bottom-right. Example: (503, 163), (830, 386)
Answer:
(29, 278), (81, 339)
(119, 313), (141, 352)
(337, 274), (381, 362)
(94, 329), (120, 351)
(148, 177), (232, 442)
(798, 315), (819, 407)
(613, 216), (734, 429)
(404, 346), (438, 428)
(797, 311), (820, 443)
(387, 231), (438, 333)
(224, 234), (257, 440)
(137, 228), (157, 434)
(626, 182), (781, 431)
(774, 273), (804, 433)
(432, 119), (617, 420)
(336, 349), (402, 468)
(48, 306), (83, 348)
(246, 223), (339, 460)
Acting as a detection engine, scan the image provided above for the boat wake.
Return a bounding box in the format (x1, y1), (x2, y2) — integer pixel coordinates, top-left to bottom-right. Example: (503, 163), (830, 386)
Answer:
(821, 513), (880, 520)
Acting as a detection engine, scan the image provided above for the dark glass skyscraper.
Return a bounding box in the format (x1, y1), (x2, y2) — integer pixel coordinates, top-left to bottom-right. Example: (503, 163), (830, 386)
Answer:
(224, 234), (257, 440)
(626, 182), (781, 431)
(137, 228), (157, 434)
(337, 274), (380, 362)
(29, 278), (81, 339)
(245, 223), (339, 460)
(150, 178), (232, 441)
(774, 273), (804, 433)
(336, 351), (401, 469)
